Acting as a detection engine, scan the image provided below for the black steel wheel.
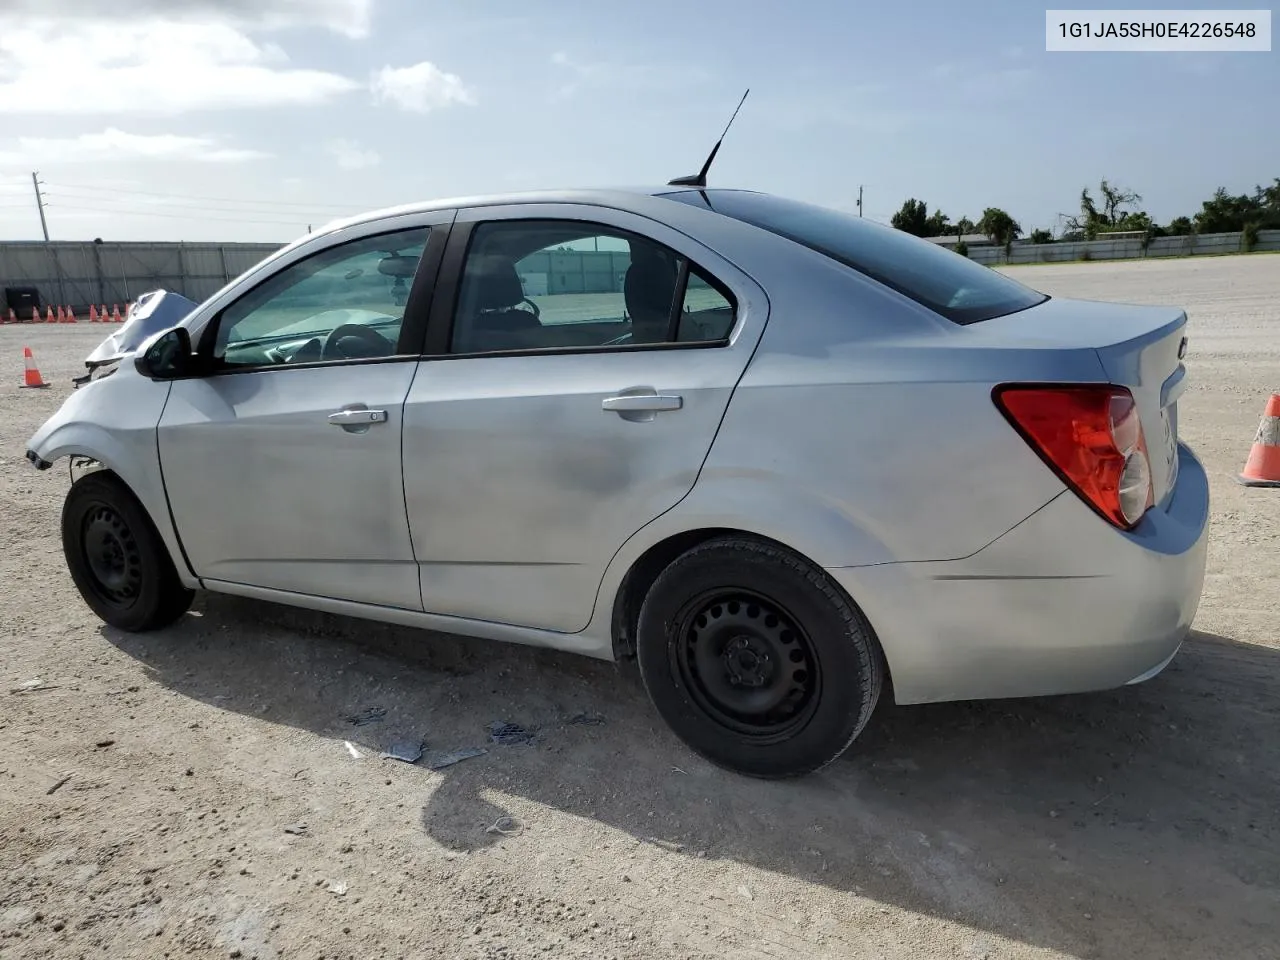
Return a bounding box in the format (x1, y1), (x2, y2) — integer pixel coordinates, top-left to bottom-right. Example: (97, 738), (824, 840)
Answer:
(636, 536), (884, 779)
(62, 471), (194, 632)
(672, 589), (821, 743)
(80, 502), (144, 610)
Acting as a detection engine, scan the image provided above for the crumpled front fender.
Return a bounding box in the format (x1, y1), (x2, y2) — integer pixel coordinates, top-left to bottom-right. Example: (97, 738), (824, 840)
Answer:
(25, 369), (198, 588)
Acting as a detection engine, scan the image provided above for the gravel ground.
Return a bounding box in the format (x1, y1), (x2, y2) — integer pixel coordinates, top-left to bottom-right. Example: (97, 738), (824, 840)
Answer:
(2, 254), (1278, 960)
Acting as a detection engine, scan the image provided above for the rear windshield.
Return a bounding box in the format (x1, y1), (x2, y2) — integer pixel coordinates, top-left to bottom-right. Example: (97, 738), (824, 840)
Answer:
(661, 189), (1048, 325)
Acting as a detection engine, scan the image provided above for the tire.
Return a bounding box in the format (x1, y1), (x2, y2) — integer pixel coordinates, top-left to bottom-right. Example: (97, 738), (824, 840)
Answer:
(61, 471), (194, 632)
(635, 536), (884, 779)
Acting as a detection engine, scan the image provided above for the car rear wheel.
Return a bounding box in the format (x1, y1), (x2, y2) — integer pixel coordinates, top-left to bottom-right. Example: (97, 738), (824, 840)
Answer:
(61, 471), (194, 632)
(635, 536), (884, 779)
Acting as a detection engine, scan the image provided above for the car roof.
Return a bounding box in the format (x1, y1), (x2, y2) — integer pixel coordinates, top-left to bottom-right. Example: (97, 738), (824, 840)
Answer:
(313, 185), (752, 235)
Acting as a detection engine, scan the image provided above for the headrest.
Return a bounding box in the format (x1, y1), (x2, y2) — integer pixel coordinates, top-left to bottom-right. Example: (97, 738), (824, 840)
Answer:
(625, 247), (678, 326)
(467, 255), (526, 311)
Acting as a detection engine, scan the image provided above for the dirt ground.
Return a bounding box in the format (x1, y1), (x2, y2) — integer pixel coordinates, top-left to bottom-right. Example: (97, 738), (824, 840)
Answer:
(1, 254), (1277, 960)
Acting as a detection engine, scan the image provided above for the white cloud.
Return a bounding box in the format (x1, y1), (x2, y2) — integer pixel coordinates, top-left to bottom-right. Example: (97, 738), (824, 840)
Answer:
(0, 16), (361, 115)
(326, 138), (381, 170)
(0, 0), (374, 38)
(370, 62), (476, 113)
(0, 128), (270, 164)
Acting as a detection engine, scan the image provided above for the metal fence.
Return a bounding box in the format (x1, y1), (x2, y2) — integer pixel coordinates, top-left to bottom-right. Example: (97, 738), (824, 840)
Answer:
(1, 240), (283, 315)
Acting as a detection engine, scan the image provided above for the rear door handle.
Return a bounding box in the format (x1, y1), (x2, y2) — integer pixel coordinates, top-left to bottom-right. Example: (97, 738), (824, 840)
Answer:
(327, 409), (387, 426)
(601, 394), (683, 413)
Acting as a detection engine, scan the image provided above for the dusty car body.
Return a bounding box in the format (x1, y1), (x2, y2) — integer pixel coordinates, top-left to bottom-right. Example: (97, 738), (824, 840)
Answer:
(26, 186), (1210, 778)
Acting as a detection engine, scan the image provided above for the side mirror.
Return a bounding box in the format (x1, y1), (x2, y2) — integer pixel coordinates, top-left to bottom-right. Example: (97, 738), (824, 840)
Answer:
(134, 326), (193, 380)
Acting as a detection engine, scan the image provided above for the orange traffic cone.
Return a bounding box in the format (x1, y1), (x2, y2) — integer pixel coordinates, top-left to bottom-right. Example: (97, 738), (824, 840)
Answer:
(46, 306), (56, 323)
(111, 304), (123, 323)
(1238, 394), (1280, 487)
(31, 307), (40, 324)
(89, 305), (98, 323)
(100, 304), (107, 320)
(65, 307), (77, 324)
(20, 347), (49, 389)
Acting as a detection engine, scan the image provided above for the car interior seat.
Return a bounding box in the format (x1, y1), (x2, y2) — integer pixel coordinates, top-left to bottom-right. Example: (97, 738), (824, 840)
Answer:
(623, 243), (680, 344)
(455, 254), (541, 352)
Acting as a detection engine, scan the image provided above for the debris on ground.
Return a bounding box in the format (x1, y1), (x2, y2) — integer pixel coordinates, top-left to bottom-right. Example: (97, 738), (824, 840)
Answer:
(345, 706), (386, 726)
(326, 881), (347, 896)
(45, 773), (72, 796)
(284, 822), (308, 835)
(343, 741), (362, 759)
(485, 816), (525, 837)
(426, 746), (488, 770)
(488, 721), (538, 745)
(10, 678), (58, 694)
(564, 711), (606, 726)
(379, 739), (424, 764)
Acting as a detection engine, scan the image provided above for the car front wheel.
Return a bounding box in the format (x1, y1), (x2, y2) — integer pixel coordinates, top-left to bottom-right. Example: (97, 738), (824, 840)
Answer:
(636, 536), (884, 779)
(61, 471), (194, 632)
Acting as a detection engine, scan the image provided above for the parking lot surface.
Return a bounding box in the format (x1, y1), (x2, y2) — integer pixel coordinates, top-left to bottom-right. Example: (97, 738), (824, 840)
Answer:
(2, 253), (1277, 960)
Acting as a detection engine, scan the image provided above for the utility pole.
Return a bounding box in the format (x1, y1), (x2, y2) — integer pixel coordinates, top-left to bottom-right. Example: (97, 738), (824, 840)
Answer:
(32, 171), (49, 241)
(857, 185), (863, 217)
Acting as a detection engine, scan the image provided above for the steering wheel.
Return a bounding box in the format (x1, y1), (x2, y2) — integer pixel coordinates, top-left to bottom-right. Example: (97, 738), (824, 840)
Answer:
(322, 323), (395, 361)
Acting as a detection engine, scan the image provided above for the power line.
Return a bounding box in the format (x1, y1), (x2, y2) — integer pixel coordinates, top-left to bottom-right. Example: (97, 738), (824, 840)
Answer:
(46, 188), (352, 218)
(48, 203), (312, 227)
(51, 180), (369, 212)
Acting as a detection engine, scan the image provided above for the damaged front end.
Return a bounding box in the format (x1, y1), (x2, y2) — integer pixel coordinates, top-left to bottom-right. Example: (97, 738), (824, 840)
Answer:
(74, 289), (199, 387)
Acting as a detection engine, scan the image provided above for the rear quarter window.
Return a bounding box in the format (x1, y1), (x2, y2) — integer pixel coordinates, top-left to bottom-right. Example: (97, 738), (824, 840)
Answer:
(662, 190), (1048, 325)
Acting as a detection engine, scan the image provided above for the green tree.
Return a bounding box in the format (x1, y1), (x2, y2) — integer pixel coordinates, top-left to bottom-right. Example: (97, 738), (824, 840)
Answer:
(1166, 216), (1194, 236)
(1193, 182), (1280, 233)
(891, 198), (930, 236)
(978, 207), (1021, 246)
(1028, 228), (1054, 244)
(1064, 179), (1144, 239)
(923, 208), (952, 237)
(1194, 187), (1260, 233)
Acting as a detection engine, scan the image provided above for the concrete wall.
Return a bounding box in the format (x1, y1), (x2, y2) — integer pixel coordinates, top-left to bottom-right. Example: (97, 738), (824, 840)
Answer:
(0, 240), (282, 314)
(964, 229), (1280, 265)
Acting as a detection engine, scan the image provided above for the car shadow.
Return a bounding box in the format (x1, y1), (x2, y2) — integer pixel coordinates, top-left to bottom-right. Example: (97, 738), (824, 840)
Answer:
(102, 593), (1280, 960)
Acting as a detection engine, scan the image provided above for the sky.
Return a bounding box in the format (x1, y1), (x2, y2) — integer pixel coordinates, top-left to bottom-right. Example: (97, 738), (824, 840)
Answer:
(0, 0), (1275, 243)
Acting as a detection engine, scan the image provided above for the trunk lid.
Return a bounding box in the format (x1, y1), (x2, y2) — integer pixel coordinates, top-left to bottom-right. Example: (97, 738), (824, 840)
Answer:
(972, 296), (1189, 508)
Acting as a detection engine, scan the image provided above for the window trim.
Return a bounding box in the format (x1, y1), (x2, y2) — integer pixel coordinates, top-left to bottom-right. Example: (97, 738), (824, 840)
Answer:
(191, 222), (451, 377)
(421, 217), (739, 360)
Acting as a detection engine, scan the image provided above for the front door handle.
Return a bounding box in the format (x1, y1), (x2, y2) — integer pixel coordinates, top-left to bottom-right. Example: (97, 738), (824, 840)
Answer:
(601, 394), (683, 413)
(327, 408), (387, 426)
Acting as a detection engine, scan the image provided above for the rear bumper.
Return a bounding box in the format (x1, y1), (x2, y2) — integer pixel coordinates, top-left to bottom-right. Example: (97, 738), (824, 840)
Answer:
(829, 441), (1210, 705)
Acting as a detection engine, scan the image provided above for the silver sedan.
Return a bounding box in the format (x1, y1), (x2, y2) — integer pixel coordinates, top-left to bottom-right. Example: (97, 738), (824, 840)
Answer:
(26, 186), (1210, 779)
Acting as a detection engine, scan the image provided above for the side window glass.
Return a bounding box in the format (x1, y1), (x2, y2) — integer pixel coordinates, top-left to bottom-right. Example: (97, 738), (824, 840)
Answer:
(449, 220), (734, 355)
(677, 266), (736, 342)
(214, 227), (430, 367)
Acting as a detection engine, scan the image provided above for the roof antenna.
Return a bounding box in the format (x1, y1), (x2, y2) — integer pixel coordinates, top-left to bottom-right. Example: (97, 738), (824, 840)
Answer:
(667, 88), (749, 188)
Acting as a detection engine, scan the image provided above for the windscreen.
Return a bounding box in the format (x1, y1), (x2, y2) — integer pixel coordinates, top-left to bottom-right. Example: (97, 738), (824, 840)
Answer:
(662, 189), (1049, 325)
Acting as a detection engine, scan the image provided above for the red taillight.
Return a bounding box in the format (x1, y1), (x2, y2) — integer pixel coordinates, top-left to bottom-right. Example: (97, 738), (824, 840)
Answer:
(994, 384), (1155, 530)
